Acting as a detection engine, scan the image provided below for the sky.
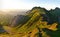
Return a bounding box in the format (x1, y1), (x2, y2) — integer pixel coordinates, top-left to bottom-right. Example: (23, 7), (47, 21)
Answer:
(0, 0), (60, 10)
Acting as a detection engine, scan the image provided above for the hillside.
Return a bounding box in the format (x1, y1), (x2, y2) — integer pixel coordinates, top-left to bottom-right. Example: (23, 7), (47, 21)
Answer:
(0, 7), (60, 37)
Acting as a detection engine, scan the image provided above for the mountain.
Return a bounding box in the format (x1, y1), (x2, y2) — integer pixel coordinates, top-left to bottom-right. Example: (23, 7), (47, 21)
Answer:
(1, 7), (60, 37)
(46, 7), (60, 24)
(10, 15), (30, 27)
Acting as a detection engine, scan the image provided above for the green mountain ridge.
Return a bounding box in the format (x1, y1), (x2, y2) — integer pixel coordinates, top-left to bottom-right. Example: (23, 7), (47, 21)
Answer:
(0, 7), (60, 37)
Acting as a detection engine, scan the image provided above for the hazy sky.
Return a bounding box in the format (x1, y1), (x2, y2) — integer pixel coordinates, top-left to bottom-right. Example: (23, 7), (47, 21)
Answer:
(0, 0), (60, 10)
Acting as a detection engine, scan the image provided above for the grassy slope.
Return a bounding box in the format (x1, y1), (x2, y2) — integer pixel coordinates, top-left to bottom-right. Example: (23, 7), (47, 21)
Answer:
(1, 7), (58, 37)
